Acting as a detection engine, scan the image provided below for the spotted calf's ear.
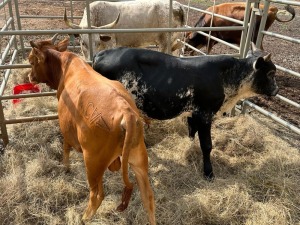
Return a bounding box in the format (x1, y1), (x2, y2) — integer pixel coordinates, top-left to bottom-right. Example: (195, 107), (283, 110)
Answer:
(252, 57), (265, 71)
(263, 53), (271, 62)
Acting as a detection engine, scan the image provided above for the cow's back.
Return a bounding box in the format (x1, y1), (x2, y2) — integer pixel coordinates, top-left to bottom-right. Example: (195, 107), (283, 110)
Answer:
(93, 48), (231, 119)
(58, 65), (139, 149)
(85, 0), (184, 48)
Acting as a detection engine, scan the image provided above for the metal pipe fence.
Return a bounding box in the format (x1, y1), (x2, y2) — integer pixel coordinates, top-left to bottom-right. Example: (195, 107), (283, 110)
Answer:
(0, 0), (299, 145)
(241, 0), (300, 134)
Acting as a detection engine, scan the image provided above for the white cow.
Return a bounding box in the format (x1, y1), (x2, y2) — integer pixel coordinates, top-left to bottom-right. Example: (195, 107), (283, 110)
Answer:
(64, 0), (186, 60)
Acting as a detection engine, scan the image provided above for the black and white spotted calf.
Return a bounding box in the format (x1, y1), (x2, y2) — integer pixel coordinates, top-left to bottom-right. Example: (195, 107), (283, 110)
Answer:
(92, 43), (279, 179)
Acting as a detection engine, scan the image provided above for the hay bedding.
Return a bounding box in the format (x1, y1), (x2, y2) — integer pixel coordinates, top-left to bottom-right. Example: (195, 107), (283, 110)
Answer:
(0, 68), (299, 225)
(0, 0), (299, 222)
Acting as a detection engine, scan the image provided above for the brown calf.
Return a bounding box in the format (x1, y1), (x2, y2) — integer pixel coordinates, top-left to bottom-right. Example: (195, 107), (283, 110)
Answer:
(28, 34), (156, 224)
(185, 2), (295, 54)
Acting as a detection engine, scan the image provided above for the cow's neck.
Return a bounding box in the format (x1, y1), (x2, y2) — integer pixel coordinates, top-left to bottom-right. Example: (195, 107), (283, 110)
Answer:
(219, 58), (257, 115)
(45, 50), (63, 95)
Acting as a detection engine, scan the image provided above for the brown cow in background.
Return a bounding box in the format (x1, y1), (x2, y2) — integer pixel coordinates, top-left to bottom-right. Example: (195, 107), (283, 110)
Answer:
(185, 2), (295, 54)
(28, 34), (156, 225)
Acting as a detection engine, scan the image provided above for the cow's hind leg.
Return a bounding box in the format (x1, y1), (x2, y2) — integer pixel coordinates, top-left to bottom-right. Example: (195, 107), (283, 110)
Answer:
(82, 152), (105, 221)
(63, 142), (71, 172)
(187, 117), (198, 139)
(129, 143), (156, 225)
(197, 120), (214, 180)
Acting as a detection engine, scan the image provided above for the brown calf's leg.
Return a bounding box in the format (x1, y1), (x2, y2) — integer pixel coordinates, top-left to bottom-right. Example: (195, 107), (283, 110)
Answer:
(82, 152), (105, 221)
(63, 142), (71, 172)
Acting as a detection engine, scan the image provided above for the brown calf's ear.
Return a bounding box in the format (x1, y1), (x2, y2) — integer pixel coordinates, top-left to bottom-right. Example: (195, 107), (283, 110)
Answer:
(57, 37), (70, 52)
(33, 47), (45, 63)
(30, 41), (38, 48)
(253, 57), (265, 70)
(99, 35), (112, 42)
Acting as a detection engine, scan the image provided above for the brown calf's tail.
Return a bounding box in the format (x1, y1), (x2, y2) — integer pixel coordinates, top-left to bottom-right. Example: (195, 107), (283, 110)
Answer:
(276, 5), (295, 22)
(116, 114), (136, 212)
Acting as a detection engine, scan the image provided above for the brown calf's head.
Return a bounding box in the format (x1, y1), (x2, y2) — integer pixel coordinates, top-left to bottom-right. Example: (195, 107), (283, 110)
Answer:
(28, 34), (69, 87)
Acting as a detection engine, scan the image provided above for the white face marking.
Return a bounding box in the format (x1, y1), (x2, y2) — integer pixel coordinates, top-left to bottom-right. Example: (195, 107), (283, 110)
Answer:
(167, 78), (172, 84)
(218, 74), (256, 116)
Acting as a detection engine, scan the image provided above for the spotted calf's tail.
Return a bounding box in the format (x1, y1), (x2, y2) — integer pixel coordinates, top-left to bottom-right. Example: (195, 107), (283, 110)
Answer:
(116, 113), (138, 212)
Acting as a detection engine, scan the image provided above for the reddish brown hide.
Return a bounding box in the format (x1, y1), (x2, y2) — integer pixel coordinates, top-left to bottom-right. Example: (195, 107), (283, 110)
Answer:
(28, 34), (156, 225)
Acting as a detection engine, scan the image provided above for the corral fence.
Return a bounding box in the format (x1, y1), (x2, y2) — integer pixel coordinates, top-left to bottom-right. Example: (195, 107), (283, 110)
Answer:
(0, 0), (299, 146)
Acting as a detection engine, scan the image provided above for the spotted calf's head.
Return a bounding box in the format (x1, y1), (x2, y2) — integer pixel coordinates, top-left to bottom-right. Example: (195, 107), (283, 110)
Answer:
(28, 34), (69, 88)
(248, 43), (279, 97)
(64, 8), (120, 61)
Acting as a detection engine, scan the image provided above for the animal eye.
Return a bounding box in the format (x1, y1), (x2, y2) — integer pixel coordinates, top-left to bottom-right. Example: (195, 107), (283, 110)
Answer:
(267, 73), (275, 79)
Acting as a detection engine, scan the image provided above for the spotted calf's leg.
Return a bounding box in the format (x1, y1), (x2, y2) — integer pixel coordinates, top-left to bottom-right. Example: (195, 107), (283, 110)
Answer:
(187, 117), (198, 139)
(197, 121), (214, 180)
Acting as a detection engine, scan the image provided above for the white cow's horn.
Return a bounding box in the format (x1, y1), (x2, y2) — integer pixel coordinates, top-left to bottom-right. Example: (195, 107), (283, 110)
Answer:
(64, 8), (81, 29)
(50, 33), (59, 44)
(91, 13), (120, 29)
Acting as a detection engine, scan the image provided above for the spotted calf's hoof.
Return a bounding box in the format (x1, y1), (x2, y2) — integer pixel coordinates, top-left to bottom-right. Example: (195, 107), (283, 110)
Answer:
(204, 172), (214, 181)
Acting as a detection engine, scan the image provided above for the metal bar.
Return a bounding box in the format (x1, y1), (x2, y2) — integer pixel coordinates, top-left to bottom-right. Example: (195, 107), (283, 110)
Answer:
(70, 0), (74, 22)
(268, 0), (300, 6)
(0, 92), (57, 101)
(243, 100), (300, 135)
(255, 1), (270, 49)
(19, 15), (82, 19)
(0, 49), (18, 95)
(179, 39), (207, 55)
(168, 0), (173, 54)
(0, 64), (30, 69)
(7, 0), (19, 62)
(181, 4), (244, 25)
(275, 94), (300, 109)
(1, 17), (13, 31)
(189, 28), (240, 51)
(0, 26), (246, 36)
(0, 101), (9, 145)
(13, 0), (25, 59)
(275, 64), (300, 78)
(4, 115), (58, 125)
(239, 0), (253, 58)
(243, 6), (258, 57)
(85, 0), (93, 61)
(261, 31), (300, 44)
(1, 35), (16, 63)
(0, 0), (11, 9)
